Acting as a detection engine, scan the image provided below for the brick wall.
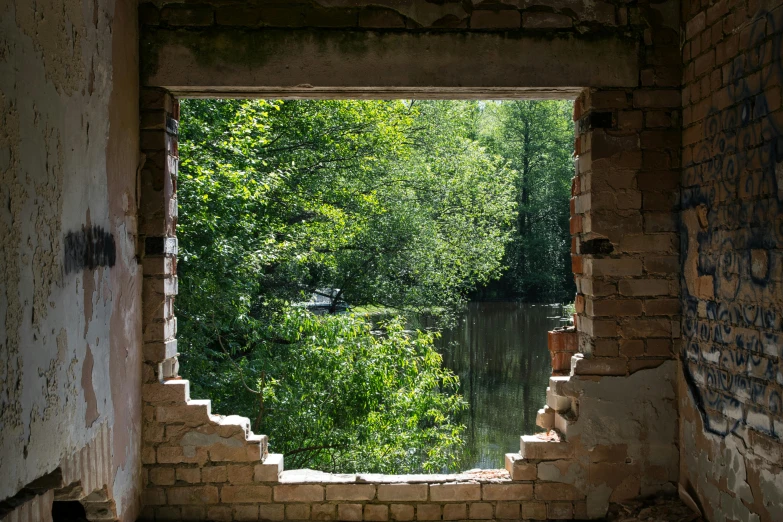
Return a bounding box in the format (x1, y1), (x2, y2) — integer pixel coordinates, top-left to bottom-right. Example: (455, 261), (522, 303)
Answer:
(679, 0), (783, 520)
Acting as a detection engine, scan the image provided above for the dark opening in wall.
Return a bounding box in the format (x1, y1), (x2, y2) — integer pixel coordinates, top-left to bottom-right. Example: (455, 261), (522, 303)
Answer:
(51, 500), (89, 521)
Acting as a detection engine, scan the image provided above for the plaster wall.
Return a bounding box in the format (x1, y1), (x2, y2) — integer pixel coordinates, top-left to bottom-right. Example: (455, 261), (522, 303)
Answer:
(679, 0), (783, 521)
(0, 0), (142, 520)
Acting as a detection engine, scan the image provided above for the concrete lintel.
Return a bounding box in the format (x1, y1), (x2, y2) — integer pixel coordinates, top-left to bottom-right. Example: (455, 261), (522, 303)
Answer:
(141, 28), (640, 97)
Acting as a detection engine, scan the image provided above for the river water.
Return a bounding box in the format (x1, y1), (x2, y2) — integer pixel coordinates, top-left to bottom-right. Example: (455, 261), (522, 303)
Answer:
(425, 302), (566, 470)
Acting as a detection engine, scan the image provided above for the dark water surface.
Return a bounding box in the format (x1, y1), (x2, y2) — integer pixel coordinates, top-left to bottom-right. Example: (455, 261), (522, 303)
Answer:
(424, 302), (564, 470)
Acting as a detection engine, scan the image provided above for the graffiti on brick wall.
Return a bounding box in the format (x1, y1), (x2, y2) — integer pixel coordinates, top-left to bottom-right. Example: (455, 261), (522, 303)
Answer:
(681, 9), (783, 438)
(64, 225), (117, 274)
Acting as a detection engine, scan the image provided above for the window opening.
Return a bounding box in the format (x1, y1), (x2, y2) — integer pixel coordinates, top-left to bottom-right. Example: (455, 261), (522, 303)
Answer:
(175, 98), (575, 474)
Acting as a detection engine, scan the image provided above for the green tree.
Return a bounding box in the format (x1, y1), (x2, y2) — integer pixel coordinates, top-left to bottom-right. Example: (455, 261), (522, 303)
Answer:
(184, 310), (466, 472)
(175, 99), (517, 472)
(477, 100), (575, 302)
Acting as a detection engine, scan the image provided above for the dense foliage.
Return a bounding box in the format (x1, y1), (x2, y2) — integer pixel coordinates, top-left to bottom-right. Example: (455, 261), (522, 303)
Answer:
(184, 310), (465, 472)
(176, 99), (518, 472)
(475, 100), (576, 302)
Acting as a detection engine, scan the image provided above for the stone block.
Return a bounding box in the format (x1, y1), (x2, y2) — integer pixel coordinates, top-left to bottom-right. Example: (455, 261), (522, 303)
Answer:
(468, 503), (493, 519)
(312, 504), (336, 521)
(181, 506), (206, 520)
(621, 318), (672, 338)
(232, 504), (259, 521)
(495, 502), (520, 519)
(520, 436), (574, 460)
(155, 400), (210, 425)
(209, 442), (263, 463)
(228, 464), (255, 484)
(155, 506), (182, 520)
(430, 483), (480, 501)
(586, 258), (644, 277)
(143, 339), (178, 364)
(206, 506), (232, 521)
(588, 298), (643, 317)
(326, 484), (376, 501)
(286, 504), (310, 520)
(166, 486), (219, 505)
(377, 484), (428, 502)
(149, 467), (175, 486)
(633, 90), (681, 108)
(546, 388), (572, 413)
(572, 355), (627, 376)
(143, 488), (166, 506)
(536, 407), (555, 430)
(443, 504), (467, 520)
(521, 501), (548, 520)
(175, 467), (201, 484)
(416, 504), (441, 520)
(548, 501), (575, 519)
(482, 483), (533, 501)
(274, 484), (325, 502)
(202, 465), (228, 483)
(251, 453), (282, 483)
(221, 485), (273, 503)
(338, 504), (363, 521)
(390, 504), (415, 521)
(548, 329), (578, 352)
(620, 340), (645, 357)
(157, 446), (208, 466)
(645, 299), (680, 316)
(535, 483), (584, 501)
(259, 504), (285, 521)
(364, 504), (389, 521)
(142, 446), (157, 465)
(505, 453), (537, 481)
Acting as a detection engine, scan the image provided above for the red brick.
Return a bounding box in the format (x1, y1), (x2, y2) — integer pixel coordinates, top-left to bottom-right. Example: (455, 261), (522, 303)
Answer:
(633, 90), (682, 108)
(588, 298), (643, 317)
(548, 329), (578, 353)
(645, 298), (680, 315)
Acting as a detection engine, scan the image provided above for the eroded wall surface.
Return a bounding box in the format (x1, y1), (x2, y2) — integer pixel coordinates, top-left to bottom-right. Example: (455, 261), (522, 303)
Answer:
(0, 0), (142, 520)
(680, 0), (783, 521)
(136, 1), (686, 520)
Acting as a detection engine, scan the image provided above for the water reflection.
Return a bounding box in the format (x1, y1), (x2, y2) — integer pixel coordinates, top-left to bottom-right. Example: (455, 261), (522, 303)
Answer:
(423, 302), (562, 470)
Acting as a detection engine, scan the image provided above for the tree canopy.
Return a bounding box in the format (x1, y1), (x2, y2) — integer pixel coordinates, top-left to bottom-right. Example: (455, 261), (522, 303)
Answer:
(475, 100), (575, 302)
(176, 99), (520, 472)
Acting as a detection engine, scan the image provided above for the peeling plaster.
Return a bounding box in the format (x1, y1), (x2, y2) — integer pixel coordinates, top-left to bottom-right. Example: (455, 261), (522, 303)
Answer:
(680, 382), (781, 522)
(0, 1), (142, 517)
(564, 362), (679, 517)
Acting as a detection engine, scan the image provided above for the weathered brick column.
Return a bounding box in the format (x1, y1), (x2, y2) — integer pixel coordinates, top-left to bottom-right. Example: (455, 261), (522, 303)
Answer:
(523, 4), (684, 516)
(571, 83), (681, 374)
(140, 87), (180, 386)
(139, 88), (274, 521)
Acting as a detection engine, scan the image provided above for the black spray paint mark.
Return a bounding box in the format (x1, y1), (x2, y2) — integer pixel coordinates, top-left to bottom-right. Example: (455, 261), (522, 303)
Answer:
(64, 226), (116, 274)
(680, 9), (783, 440)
